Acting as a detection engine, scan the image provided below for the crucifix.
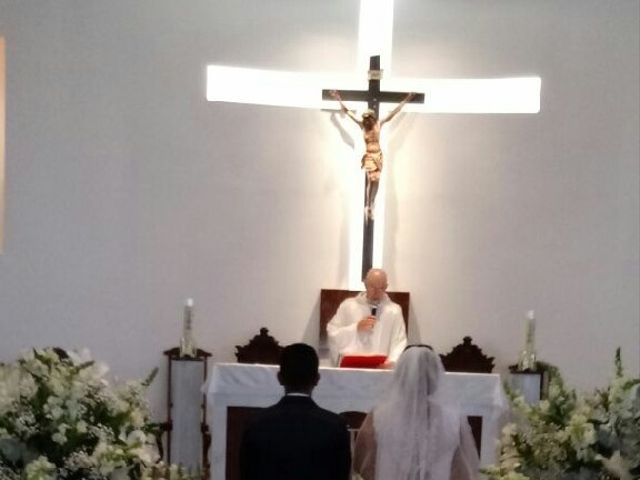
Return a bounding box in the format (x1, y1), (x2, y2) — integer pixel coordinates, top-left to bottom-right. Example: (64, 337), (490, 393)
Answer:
(322, 55), (425, 279)
(206, 0), (540, 288)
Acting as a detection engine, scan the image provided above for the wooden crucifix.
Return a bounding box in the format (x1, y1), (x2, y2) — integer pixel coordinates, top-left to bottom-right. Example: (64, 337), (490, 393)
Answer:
(323, 55), (425, 280)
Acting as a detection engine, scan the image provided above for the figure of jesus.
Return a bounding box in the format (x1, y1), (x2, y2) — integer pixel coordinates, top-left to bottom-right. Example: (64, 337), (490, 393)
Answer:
(330, 90), (415, 219)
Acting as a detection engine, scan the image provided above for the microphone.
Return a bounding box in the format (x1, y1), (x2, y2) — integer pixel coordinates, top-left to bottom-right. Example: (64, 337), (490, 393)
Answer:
(363, 304), (378, 340)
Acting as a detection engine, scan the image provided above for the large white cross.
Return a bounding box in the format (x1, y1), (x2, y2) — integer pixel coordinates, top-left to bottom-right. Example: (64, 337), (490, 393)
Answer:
(207, 0), (540, 288)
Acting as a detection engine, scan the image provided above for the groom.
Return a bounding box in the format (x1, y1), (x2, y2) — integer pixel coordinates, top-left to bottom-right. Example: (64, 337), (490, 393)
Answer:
(239, 343), (351, 480)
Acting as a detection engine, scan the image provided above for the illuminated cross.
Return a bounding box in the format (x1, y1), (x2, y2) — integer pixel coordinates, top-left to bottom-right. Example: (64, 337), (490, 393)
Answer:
(207, 0), (540, 288)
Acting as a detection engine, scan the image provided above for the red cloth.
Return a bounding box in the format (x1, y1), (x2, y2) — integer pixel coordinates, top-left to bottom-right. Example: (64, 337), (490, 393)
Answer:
(339, 355), (387, 368)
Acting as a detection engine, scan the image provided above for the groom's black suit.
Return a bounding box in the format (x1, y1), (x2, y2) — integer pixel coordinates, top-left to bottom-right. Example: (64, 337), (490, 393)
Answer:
(239, 394), (351, 480)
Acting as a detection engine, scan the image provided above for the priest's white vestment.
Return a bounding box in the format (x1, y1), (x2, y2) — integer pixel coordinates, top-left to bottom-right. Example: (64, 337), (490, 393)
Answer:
(327, 292), (407, 364)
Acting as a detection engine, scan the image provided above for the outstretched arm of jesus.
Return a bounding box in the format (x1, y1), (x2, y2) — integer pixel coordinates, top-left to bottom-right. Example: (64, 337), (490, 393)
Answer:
(330, 90), (362, 126)
(380, 92), (416, 125)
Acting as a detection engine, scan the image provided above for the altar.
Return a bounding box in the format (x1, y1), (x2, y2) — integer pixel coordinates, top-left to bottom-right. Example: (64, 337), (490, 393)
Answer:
(204, 362), (507, 479)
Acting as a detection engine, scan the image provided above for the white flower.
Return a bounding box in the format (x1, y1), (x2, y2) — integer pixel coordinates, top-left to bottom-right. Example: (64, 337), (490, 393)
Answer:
(76, 420), (87, 433)
(600, 450), (633, 480)
(44, 396), (65, 421)
(93, 361), (110, 379)
(169, 464), (180, 478)
(64, 398), (84, 421)
(108, 396), (129, 415)
(46, 375), (66, 397)
(503, 473), (529, 480)
(130, 445), (158, 466)
(19, 373), (37, 399)
(109, 467), (130, 480)
(126, 429), (147, 446)
(0, 347), (183, 479)
(69, 380), (89, 401)
(51, 423), (70, 445)
(51, 432), (66, 444)
(65, 450), (96, 471)
(66, 348), (92, 366)
(13, 411), (37, 436)
(24, 456), (56, 480)
(0, 367), (18, 414)
(484, 351), (639, 480)
(534, 400), (548, 414)
(130, 408), (145, 428)
(556, 406), (595, 463)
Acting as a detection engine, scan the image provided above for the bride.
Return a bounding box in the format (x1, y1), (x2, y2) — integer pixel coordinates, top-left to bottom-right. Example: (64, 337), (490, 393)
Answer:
(353, 345), (480, 480)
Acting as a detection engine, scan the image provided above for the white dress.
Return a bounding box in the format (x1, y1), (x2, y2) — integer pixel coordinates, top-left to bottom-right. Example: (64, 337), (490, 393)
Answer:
(353, 347), (480, 480)
(353, 411), (479, 480)
(326, 292), (407, 365)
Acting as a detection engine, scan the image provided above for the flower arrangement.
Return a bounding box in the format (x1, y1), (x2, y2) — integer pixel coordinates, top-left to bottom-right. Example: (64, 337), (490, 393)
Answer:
(484, 350), (640, 480)
(0, 347), (200, 480)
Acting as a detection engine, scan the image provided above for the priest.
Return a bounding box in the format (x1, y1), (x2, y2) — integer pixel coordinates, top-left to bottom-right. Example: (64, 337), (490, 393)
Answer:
(327, 269), (407, 368)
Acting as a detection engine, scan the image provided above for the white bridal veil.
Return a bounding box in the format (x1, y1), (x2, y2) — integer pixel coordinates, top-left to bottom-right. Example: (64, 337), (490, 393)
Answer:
(370, 345), (479, 480)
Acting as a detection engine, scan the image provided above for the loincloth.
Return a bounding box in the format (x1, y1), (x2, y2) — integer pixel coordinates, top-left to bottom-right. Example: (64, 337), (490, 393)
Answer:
(361, 151), (383, 180)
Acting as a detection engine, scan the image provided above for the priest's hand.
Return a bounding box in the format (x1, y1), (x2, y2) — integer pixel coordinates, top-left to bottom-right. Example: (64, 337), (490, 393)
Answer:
(357, 316), (376, 332)
(378, 361), (395, 370)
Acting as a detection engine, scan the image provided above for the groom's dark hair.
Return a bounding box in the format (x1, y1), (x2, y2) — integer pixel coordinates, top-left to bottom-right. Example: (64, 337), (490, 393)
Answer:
(278, 343), (319, 391)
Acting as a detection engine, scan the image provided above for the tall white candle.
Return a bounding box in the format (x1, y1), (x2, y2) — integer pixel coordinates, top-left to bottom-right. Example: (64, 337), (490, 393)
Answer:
(180, 298), (196, 357)
(184, 298), (194, 329)
(525, 310), (535, 346)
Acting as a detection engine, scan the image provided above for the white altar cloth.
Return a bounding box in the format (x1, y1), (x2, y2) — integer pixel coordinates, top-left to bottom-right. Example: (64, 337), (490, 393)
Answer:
(205, 363), (507, 479)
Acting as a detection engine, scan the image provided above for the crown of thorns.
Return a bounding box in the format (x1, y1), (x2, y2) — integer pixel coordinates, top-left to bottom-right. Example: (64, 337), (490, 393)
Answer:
(362, 109), (377, 119)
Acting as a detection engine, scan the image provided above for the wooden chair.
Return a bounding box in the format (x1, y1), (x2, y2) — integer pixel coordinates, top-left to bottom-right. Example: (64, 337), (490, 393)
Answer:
(235, 327), (283, 365)
(439, 336), (495, 373)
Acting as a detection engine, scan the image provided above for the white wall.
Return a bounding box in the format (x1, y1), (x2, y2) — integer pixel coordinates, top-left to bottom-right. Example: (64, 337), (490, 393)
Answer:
(0, 0), (637, 417)
(388, 0), (640, 391)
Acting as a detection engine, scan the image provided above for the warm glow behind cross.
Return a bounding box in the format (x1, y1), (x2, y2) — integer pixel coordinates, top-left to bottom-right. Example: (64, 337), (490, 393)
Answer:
(207, 0), (541, 288)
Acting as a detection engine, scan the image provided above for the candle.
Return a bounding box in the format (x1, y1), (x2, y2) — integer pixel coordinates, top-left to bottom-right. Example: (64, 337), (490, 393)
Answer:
(525, 310), (535, 346)
(184, 298), (194, 329)
(180, 298), (196, 357)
